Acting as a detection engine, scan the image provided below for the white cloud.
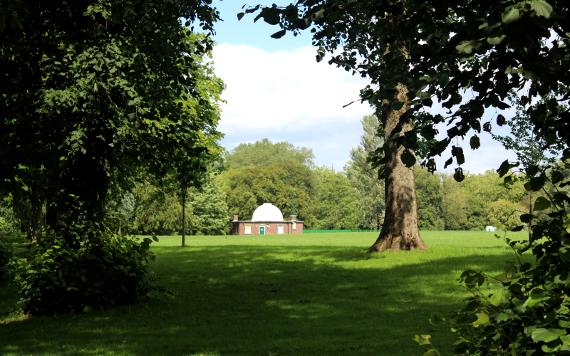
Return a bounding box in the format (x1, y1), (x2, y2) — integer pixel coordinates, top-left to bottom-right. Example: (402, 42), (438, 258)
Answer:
(212, 43), (515, 174)
(213, 43), (371, 131)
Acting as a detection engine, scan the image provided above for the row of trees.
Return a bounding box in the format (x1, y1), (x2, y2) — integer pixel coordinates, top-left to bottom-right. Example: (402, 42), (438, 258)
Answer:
(2, 131), (530, 235)
(122, 135), (531, 234)
(219, 133), (530, 233)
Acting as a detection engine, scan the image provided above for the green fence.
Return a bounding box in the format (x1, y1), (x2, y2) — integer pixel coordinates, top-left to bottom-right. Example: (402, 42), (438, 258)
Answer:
(304, 229), (379, 233)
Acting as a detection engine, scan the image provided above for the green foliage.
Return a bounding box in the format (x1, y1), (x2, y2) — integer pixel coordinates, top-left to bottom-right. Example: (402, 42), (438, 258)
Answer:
(223, 138), (314, 169)
(218, 139), (315, 225)
(310, 168), (360, 230)
(442, 176), (469, 231)
(459, 172), (510, 230)
(439, 171), (526, 231)
(10, 229), (156, 315)
(129, 181), (182, 235)
(0, 1), (222, 233)
(0, 195), (18, 233)
(487, 199), (524, 231)
(104, 188), (136, 235)
(1, 1), (223, 312)
(493, 94), (564, 174)
(415, 168), (445, 230)
(452, 264), (569, 354)
(188, 179), (230, 235)
(345, 115), (385, 229)
(449, 161), (570, 354)
(109, 176), (230, 236)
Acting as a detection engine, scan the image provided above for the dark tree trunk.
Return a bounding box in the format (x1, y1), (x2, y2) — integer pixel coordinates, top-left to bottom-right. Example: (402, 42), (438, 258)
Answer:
(45, 151), (109, 238)
(29, 186), (43, 243)
(13, 187), (44, 243)
(528, 191), (533, 241)
(181, 186), (187, 247)
(369, 83), (427, 252)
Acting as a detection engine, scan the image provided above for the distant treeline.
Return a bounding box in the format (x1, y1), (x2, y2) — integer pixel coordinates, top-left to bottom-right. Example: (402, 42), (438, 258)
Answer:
(0, 137), (532, 236)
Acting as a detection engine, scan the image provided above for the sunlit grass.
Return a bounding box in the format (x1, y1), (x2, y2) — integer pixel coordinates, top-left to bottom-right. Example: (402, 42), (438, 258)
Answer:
(0, 231), (528, 355)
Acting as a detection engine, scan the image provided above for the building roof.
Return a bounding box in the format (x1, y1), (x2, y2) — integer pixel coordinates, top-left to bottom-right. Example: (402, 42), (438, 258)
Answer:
(251, 203), (284, 222)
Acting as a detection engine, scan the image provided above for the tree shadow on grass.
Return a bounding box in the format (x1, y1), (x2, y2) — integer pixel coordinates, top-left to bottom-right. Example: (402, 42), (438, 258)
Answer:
(0, 246), (519, 355)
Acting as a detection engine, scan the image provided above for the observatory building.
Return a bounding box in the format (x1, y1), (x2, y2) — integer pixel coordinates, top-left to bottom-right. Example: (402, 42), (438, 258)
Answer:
(231, 203), (304, 235)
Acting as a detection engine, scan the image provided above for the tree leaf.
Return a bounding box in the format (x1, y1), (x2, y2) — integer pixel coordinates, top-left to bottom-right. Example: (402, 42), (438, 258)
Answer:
(451, 146), (465, 165)
(502, 6), (520, 23)
(401, 149), (416, 167)
(530, 0), (553, 19)
(414, 334), (432, 346)
(271, 29), (287, 39)
(551, 170), (564, 184)
(534, 196), (551, 211)
(454, 167), (465, 182)
(496, 160), (517, 177)
(469, 135), (480, 150)
(496, 114), (506, 126)
(472, 312), (490, 327)
(523, 288), (551, 308)
(487, 35), (506, 45)
(527, 327), (565, 343)
(259, 8), (280, 25)
(460, 270), (484, 288)
(528, 174), (546, 191)
(561, 335), (570, 349)
(489, 288), (508, 306)
(456, 40), (479, 54)
(391, 100), (405, 110)
(496, 312), (511, 321)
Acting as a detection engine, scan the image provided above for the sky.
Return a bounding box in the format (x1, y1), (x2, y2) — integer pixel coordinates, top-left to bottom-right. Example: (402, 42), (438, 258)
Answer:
(210, 0), (515, 173)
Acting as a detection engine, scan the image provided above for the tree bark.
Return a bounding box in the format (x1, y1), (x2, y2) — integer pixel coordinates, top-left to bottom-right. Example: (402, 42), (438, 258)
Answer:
(29, 186), (43, 243)
(369, 83), (427, 252)
(181, 186), (187, 247)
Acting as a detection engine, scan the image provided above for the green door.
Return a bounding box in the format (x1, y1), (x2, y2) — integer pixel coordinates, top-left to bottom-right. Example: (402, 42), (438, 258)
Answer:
(259, 226), (265, 236)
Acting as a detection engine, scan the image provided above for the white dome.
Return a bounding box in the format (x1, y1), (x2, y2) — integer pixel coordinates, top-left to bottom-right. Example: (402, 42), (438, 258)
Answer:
(251, 203), (284, 222)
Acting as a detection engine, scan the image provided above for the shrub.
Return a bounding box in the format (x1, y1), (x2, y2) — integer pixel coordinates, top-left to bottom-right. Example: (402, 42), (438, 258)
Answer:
(0, 198), (18, 233)
(451, 247), (569, 354)
(11, 229), (156, 315)
(449, 164), (570, 354)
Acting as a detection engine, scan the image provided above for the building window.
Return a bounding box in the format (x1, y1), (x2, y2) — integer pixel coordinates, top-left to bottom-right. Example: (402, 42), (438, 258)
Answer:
(245, 225), (252, 235)
(277, 225), (284, 234)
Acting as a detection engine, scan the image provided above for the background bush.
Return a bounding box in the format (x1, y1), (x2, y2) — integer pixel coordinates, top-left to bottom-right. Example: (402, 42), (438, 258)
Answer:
(0, 196), (19, 233)
(11, 230), (156, 315)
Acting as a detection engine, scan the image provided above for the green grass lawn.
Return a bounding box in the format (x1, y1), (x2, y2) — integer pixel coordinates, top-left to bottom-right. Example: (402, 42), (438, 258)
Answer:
(0, 231), (527, 355)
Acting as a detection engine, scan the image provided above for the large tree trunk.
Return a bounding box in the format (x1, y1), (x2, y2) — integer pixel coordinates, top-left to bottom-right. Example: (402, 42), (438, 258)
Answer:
(369, 83), (427, 252)
(181, 185), (187, 247)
